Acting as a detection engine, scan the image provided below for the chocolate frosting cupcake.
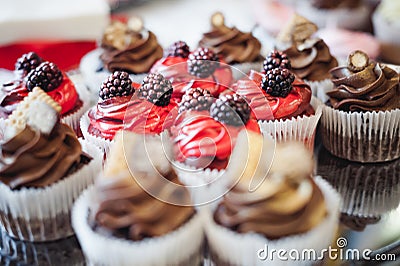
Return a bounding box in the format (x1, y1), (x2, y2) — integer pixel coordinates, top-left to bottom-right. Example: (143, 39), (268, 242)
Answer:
(199, 13), (262, 64)
(327, 61), (400, 112)
(94, 170), (195, 241)
(100, 21), (163, 74)
(0, 124), (86, 189)
(277, 14), (338, 81)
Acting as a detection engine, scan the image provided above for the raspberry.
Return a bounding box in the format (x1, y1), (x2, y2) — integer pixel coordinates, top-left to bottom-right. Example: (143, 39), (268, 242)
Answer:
(210, 93), (251, 126)
(179, 87), (214, 113)
(165, 41), (190, 58)
(99, 71), (134, 100)
(263, 50), (291, 72)
(25, 62), (63, 92)
(139, 73), (173, 107)
(15, 52), (43, 77)
(187, 47), (220, 78)
(261, 68), (295, 98)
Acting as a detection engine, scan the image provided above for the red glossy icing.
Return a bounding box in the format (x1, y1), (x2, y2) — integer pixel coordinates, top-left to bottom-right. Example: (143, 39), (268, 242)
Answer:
(88, 85), (178, 140)
(234, 70), (314, 120)
(171, 111), (260, 165)
(1, 75), (79, 116)
(150, 56), (233, 100)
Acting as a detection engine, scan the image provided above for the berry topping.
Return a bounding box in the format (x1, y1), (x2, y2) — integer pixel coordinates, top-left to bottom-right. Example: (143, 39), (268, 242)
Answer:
(100, 71), (134, 100)
(261, 68), (295, 98)
(179, 87), (214, 113)
(25, 62), (63, 92)
(165, 41), (190, 58)
(188, 47), (220, 78)
(139, 73), (173, 107)
(263, 50), (291, 72)
(15, 52), (43, 77)
(210, 93), (251, 126)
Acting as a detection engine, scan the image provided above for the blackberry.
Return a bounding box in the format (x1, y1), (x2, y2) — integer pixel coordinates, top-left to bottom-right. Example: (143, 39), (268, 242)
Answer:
(263, 50), (291, 72)
(99, 71), (134, 100)
(139, 73), (173, 107)
(165, 41), (190, 58)
(15, 52), (43, 76)
(25, 61), (63, 92)
(187, 47), (220, 78)
(210, 93), (250, 127)
(261, 68), (295, 98)
(179, 87), (214, 113)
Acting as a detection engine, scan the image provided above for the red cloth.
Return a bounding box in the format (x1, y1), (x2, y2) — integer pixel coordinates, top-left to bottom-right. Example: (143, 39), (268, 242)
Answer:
(0, 40), (96, 71)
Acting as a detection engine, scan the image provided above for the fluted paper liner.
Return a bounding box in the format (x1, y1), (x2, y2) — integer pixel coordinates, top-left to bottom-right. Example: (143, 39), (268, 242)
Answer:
(258, 97), (322, 150)
(321, 105), (400, 162)
(61, 81), (92, 134)
(204, 176), (340, 266)
(72, 186), (203, 266)
(0, 140), (102, 242)
(80, 109), (113, 155)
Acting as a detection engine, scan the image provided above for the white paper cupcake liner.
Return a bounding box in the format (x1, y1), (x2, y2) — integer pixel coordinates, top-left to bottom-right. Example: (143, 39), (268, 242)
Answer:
(172, 161), (229, 209)
(321, 105), (400, 162)
(204, 176), (340, 266)
(61, 81), (92, 134)
(305, 79), (334, 104)
(318, 153), (400, 217)
(80, 109), (113, 155)
(79, 48), (147, 96)
(297, 2), (370, 31)
(72, 186), (204, 266)
(0, 140), (102, 242)
(258, 97), (323, 151)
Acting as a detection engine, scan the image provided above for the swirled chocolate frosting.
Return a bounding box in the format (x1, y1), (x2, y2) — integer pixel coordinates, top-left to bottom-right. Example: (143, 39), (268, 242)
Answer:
(100, 22), (163, 74)
(199, 23), (261, 64)
(214, 176), (327, 239)
(327, 63), (400, 112)
(94, 170), (195, 240)
(0, 124), (86, 190)
(284, 39), (338, 81)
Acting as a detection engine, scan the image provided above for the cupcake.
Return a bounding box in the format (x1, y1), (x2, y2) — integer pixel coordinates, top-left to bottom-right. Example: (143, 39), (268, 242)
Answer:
(171, 91), (260, 205)
(204, 135), (340, 265)
(0, 87), (101, 241)
(297, 0), (371, 31)
(150, 41), (233, 102)
(81, 72), (178, 153)
(72, 131), (203, 265)
(276, 14), (338, 102)
(199, 12), (263, 78)
(317, 147), (400, 224)
(0, 52), (90, 133)
(233, 50), (322, 150)
(322, 50), (400, 162)
(372, 0), (400, 64)
(79, 18), (163, 95)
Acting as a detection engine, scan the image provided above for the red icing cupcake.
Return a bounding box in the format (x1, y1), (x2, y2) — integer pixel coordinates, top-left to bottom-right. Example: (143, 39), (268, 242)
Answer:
(150, 42), (233, 101)
(171, 90), (259, 170)
(84, 72), (178, 146)
(0, 52), (87, 131)
(232, 50), (321, 150)
(233, 70), (314, 121)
